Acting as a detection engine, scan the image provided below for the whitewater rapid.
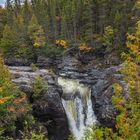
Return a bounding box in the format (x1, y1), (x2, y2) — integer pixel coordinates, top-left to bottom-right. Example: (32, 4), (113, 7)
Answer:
(58, 77), (97, 140)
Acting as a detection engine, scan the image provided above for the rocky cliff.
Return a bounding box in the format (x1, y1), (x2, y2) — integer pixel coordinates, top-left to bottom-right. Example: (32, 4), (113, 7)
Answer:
(7, 54), (127, 140)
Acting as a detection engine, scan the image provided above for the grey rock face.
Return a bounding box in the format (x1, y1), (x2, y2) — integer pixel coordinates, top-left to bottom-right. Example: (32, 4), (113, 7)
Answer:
(5, 57), (36, 66)
(57, 56), (102, 85)
(91, 66), (128, 128)
(8, 66), (69, 140)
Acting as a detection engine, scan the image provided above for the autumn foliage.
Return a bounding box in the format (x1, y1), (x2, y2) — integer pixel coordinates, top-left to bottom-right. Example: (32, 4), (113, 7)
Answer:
(0, 58), (29, 137)
(79, 43), (91, 52)
(55, 39), (68, 49)
(112, 21), (140, 139)
(82, 21), (140, 140)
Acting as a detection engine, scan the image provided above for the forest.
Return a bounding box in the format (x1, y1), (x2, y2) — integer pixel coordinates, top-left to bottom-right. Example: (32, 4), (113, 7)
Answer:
(0, 0), (140, 140)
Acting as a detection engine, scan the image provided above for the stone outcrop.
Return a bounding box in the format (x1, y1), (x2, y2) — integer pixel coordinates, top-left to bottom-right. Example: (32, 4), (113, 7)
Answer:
(8, 66), (69, 140)
(5, 57), (36, 66)
(91, 66), (128, 128)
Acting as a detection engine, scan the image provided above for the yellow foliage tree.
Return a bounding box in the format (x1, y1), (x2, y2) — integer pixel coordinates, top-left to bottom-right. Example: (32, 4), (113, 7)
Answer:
(28, 15), (46, 48)
(55, 39), (68, 49)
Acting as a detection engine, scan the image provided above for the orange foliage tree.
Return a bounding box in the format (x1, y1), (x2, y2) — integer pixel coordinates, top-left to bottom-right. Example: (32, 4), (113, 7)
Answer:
(111, 21), (140, 139)
(79, 43), (91, 52)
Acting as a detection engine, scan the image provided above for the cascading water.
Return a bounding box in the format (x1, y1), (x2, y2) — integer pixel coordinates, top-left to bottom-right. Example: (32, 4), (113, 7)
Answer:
(58, 77), (97, 140)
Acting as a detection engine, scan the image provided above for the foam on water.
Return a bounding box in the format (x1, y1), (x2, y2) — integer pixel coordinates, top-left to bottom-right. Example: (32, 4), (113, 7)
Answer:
(58, 77), (97, 140)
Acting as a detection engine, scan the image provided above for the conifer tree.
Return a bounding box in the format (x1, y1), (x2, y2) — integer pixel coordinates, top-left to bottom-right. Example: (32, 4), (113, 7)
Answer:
(28, 14), (40, 44)
(82, 0), (94, 44)
(0, 7), (7, 39)
(22, 0), (32, 26)
(6, 0), (14, 25)
(103, 26), (114, 51)
(12, 15), (26, 43)
(0, 24), (19, 54)
(33, 26), (46, 48)
(28, 14), (46, 47)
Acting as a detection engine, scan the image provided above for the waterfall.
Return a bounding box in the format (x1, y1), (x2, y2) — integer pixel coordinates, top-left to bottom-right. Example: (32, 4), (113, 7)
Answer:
(58, 77), (97, 140)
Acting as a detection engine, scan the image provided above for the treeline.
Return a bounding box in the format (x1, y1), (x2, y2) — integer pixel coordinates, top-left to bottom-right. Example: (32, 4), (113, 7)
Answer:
(0, 0), (139, 59)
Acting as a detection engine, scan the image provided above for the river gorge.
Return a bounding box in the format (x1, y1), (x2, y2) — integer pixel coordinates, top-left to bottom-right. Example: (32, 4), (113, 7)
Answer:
(6, 55), (127, 140)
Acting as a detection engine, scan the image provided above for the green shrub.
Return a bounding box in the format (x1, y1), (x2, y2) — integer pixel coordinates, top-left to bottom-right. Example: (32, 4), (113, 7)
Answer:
(82, 125), (104, 140)
(22, 125), (48, 140)
(41, 45), (63, 57)
(30, 63), (37, 72)
(33, 76), (48, 98)
(68, 134), (75, 140)
(15, 46), (35, 59)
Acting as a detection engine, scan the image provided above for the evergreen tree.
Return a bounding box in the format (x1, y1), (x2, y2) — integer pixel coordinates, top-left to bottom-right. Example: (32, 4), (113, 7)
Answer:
(33, 26), (46, 48)
(12, 15), (26, 45)
(0, 7), (7, 39)
(6, 0), (13, 25)
(28, 14), (46, 60)
(14, 0), (21, 16)
(22, 0), (32, 26)
(0, 24), (19, 54)
(28, 14), (42, 46)
(82, 0), (94, 44)
(103, 26), (114, 51)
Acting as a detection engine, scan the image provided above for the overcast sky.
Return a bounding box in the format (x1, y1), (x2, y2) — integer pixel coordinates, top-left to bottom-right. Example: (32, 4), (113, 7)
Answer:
(0, 0), (5, 4)
(0, 0), (5, 7)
